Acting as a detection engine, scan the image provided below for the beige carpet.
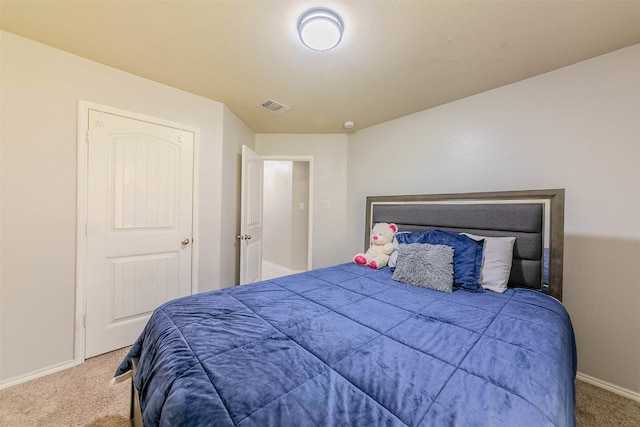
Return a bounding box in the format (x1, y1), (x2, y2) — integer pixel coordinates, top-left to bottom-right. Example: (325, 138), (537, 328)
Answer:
(575, 380), (640, 426)
(0, 347), (130, 427)
(1, 347), (639, 426)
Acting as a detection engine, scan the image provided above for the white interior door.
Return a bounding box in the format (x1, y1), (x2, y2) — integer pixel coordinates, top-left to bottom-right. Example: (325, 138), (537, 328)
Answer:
(85, 110), (194, 358)
(239, 145), (263, 285)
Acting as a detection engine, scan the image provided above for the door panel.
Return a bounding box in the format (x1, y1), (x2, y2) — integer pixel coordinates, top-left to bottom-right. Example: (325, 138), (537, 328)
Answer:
(85, 110), (193, 358)
(240, 145), (263, 285)
(110, 252), (179, 320)
(112, 136), (179, 229)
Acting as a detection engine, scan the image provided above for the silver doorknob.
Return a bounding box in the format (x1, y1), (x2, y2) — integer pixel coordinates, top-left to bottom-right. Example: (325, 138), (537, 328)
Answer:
(181, 238), (190, 245)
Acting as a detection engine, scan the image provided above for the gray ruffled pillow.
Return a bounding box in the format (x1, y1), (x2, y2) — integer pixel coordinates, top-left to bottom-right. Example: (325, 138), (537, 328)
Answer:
(392, 243), (454, 293)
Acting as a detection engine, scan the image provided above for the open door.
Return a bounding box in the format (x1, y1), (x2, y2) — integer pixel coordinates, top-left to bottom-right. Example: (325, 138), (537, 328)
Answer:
(239, 145), (264, 285)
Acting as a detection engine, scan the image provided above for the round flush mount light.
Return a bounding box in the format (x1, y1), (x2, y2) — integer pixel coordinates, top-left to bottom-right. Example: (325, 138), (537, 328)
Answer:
(298, 8), (343, 51)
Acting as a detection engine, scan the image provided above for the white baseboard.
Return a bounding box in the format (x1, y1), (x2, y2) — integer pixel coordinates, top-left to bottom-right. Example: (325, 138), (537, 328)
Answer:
(0, 359), (80, 391)
(577, 371), (640, 403)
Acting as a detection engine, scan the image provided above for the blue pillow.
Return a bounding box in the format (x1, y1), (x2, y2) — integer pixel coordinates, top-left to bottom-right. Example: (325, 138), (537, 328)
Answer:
(396, 229), (484, 292)
(543, 247), (549, 285)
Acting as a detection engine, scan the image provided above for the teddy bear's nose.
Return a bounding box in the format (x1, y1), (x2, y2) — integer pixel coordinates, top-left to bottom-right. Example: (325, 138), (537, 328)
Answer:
(373, 235), (378, 240)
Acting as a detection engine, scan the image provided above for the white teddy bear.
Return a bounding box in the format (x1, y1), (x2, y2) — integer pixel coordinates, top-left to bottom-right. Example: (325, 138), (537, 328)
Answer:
(353, 222), (398, 269)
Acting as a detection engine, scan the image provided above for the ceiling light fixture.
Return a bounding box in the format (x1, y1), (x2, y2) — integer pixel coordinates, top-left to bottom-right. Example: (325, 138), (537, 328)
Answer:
(298, 8), (343, 51)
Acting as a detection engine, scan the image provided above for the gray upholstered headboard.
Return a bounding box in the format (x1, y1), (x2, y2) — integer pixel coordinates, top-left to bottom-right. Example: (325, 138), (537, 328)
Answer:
(365, 189), (565, 300)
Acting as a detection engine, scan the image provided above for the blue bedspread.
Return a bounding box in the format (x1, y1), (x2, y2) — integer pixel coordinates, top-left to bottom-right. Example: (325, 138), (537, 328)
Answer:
(116, 263), (576, 427)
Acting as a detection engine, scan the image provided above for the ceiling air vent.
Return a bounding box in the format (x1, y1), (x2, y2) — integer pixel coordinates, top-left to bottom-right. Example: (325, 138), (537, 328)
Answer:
(258, 99), (290, 115)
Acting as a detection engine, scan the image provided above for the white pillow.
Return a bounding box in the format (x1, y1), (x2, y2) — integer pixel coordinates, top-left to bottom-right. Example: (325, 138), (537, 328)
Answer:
(388, 232), (410, 269)
(461, 233), (516, 293)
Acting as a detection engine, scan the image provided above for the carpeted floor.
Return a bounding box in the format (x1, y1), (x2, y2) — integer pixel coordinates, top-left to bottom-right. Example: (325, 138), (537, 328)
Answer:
(0, 347), (130, 427)
(1, 347), (639, 426)
(575, 380), (640, 426)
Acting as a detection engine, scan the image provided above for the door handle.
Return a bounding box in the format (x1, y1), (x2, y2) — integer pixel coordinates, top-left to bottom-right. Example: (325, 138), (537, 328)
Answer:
(181, 238), (190, 245)
(236, 234), (252, 240)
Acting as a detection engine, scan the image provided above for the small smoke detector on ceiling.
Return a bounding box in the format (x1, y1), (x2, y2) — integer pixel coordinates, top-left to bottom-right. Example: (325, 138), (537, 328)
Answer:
(258, 99), (290, 115)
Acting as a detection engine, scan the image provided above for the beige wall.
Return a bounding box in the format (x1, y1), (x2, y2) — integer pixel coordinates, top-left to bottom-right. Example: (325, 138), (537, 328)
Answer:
(346, 45), (640, 394)
(262, 161), (310, 270)
(263, 161), (294, 267)
(291, 161), (310, 270)
(0, 32), (246, 384)
(255, 134), (350, 269)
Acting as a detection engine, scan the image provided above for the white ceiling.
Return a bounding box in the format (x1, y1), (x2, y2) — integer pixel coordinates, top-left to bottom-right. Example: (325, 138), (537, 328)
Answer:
(2, 1), (640, 134)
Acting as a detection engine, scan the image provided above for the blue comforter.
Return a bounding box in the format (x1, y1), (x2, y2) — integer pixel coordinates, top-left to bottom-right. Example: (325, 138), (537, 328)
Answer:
(116, 263), (576, 426)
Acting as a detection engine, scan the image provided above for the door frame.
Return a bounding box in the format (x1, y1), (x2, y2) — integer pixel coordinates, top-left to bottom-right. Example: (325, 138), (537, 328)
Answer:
(262, 155), (314, 271)
(75, 100), (200, 363)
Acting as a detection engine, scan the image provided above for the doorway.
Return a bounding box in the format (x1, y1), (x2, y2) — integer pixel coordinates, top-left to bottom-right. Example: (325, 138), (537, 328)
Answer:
(262, 158), (312, 280)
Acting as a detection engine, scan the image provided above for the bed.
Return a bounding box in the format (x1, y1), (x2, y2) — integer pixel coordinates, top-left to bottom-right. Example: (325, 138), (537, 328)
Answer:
(116, 189), (575, 427)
